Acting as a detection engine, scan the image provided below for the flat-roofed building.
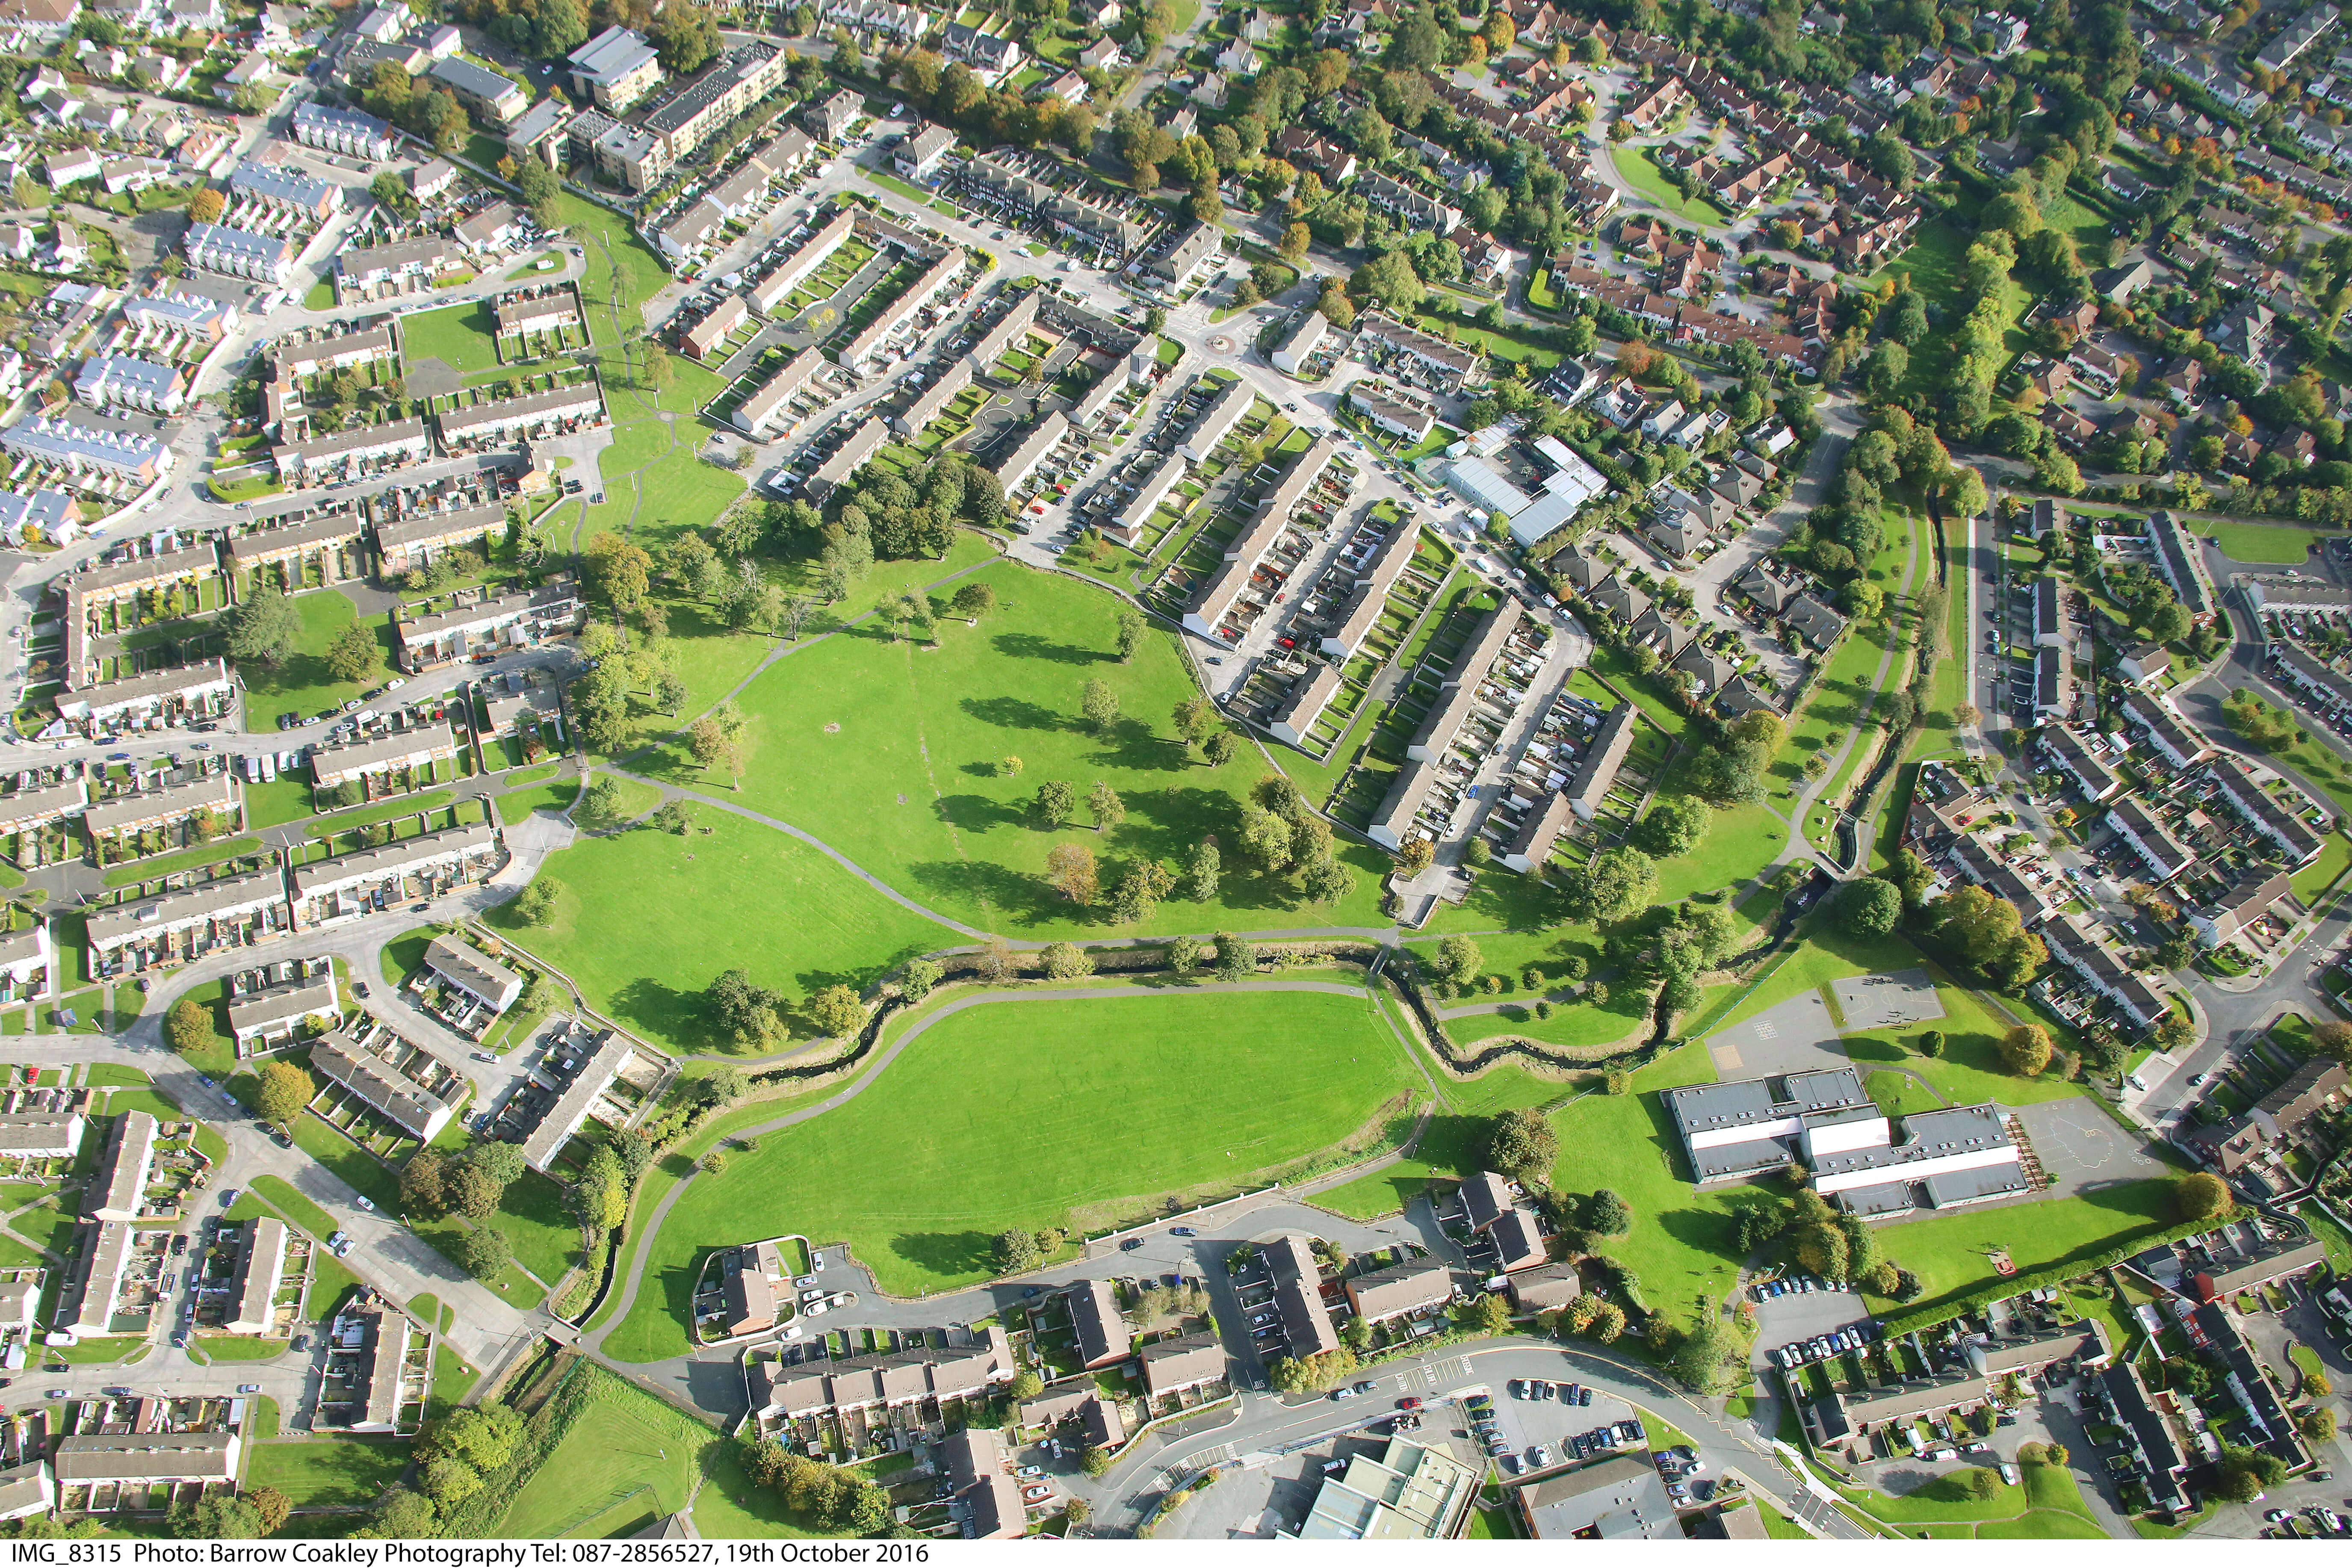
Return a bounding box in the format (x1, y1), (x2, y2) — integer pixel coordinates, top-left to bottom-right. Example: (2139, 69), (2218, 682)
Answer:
(423, 934), (523, 1013)
(1297, 1437), (1477, 1540)
(519, 1025), (633, 1172)
(566, 24), (663, 111)
(53, 1431), (238, 1485)
(86, 868), (291, 979)
(0, 1110), (80, 1160)
(311, 1030), (462, 1143)
(1663, 1069), (1874, 1184)
(1809, 1102), (2028, 1217)
(375, 502), (505, 574)
(642, 43), (788, 165)
(293, 822), (500, 927)
(223, 1215), (287, 1334)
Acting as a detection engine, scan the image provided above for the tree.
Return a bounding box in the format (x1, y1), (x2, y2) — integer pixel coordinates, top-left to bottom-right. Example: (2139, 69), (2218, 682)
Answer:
(687, 701), (748, 785)
(1433, 933), (1482, 989)
(1184, 839), (1220, 901)
(651, 0), (720, 72)
(901, 957), (942, 998)
(1997, 1023), (2054, 1077)
(534, 0), (588, 56)
(586, 533), (653, 615)
(951, 581), (995, 620)
(1042, 941), (1093, 979)
(1046, 842), (1100, 905)
(187, 186), (225, 224)
(709, 968), (784, 1046)
(322, 617), (380, 684)
(1168, 934), (1206, 975)
(1668, 1315), (1740, 1394)
(248, 1488), (291, 1536)
(1563, 845), (1657, 925)
(1114, 605), (1146, 661)
(1037, 779), (1077, 828)
(808, 984), (866, 1040)
(1590, 1302), (1626, 1343)
(1486, 1108), (1556, 1181)
(2175, 1170), (2231, 1221)
(1203, 729), (1239, 767)
(993, 1227), (1043, 1274)
(1837, 876), (1903, 936)
(515, 158), (562, 228)
(2311, 1018), (2352, 1065)
(448, 1162), (500, 1220)
(1584, 1189), (1634, 1237)
(1088, 780), (1125, 832)
(402, 1149), (452, 1217)
(171, 1495), (261, 1540)
(1213, 931), (1256, 982)
(1634, 794), (1711, 858)
(166, 997), (210, 1054)
(254, 1061), (311, 1127)
(224, 588), (300, 668)
(458, 1225), (513, 1280)
(1081, 677), (1119, 733)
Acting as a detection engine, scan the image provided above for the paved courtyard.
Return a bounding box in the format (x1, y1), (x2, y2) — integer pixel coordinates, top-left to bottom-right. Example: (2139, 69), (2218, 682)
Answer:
(2014, 1097), (2173, 1201)
(1831, 969), (1944, 1033)
(1708, 989), (1845, 1078)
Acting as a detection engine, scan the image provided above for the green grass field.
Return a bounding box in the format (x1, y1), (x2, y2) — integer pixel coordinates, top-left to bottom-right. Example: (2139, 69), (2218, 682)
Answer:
(623, 558), (1392, 941)
(2201, 517), (2341, 566)
(494, 1367), (719, 1538)
(603, 986), (1421, 1359)
(243, 1438), (412, 1507)
(399, 301), (502, 375)
(102, 839), (264, 889)
(238, 591), (396, 734)
(484, 804), (956, 1055)
(1614, 144), (1734, 225)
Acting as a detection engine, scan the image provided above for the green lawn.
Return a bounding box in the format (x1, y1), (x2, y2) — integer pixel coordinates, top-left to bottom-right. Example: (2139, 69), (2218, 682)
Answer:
(380, 925), (434, 990)
(688, 1438), (832, 1540)
(398, 300), (502, 375)
(624, 558), (1392, 941)
(237, 591), (396, 734)
(561, 193), (671, 347)
(2201, 518), (2341, 566)
(495, 1366), (720, 1538)
(483, 804), (955, 1057)
(1858, 1177), (2179, 1320)
(1613, 143), (1734, 226)
(603, 986), (1421, 1360)
(242, 1438), (412, 1507)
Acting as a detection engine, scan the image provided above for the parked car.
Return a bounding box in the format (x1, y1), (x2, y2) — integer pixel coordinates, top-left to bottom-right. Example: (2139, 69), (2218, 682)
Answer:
(237, 1384), (261, 1395)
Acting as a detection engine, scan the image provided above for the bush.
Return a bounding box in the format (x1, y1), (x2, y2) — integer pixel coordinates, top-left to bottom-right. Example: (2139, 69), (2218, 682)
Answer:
(2175, 1171), (2231, 1222)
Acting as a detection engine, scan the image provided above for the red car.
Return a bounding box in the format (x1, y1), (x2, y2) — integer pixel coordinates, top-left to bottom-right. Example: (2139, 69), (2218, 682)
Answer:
(1397, 1397), (1422, 1411)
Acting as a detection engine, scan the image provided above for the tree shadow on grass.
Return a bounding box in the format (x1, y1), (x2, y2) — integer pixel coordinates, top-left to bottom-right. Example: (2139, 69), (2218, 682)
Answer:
(961, 694), (1071, 732)
(935, 793), (1026, 835)
(888, 1229), (994, 1285)
(612, 975), (715, 1054)
(903, 856), (1070, 925)
(1083, 717), (1193, 773)
(993, 630), (1109, 666)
